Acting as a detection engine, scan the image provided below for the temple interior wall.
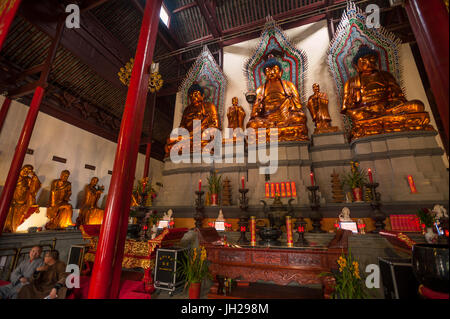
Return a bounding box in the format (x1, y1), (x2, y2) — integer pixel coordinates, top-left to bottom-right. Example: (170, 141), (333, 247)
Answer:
(0, 95), (163, 211)
(172, 20), (447, 167)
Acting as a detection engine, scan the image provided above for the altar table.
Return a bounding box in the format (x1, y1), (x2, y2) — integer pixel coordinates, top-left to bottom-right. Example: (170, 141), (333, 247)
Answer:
(81, 225), (188, 292)
(205, 244), (345, 298)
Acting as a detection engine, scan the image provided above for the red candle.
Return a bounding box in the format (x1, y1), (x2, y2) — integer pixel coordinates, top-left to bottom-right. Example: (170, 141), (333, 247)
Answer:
(368, 168), (373, 183)
(286, 216), (293, 247)
(250, 216), (256, 246)
(241, 176), (245, 189)
(310, 172), (314, 186)
(198, 179), (202, 192)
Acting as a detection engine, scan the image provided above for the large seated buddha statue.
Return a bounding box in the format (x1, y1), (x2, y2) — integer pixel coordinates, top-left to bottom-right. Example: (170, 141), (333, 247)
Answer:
(165, 84), (221, 156)
(341, 45), (433, 139)
(246, 58), (308, 142)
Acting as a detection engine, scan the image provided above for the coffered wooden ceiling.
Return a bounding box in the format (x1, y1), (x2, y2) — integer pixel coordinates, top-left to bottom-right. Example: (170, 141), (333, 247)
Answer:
(0, 0), (416, 160)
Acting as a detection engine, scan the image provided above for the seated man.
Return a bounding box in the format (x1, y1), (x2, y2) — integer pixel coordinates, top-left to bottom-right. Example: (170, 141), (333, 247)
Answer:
(165, 83), (221, 156)
(0, 246), (43, 299)
(341, 45), (433, 139)
(17, 250), (68, 299)
(246, 57), (308, 142)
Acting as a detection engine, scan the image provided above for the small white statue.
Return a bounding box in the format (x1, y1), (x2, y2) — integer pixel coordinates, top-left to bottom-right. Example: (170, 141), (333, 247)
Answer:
(432, 204), (448, 219)
(163, 209), (173, 221)
(216, 209), (225, 222)
(339, 207), (352, 222)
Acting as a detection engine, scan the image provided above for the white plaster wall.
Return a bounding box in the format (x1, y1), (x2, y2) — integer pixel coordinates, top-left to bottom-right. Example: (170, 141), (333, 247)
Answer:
(400, 44), (448, 167)
(0, 96), (163, 211)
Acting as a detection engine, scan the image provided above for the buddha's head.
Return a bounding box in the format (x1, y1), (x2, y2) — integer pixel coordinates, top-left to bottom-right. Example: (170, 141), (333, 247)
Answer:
(20, 164), (33, 176)
(263, 58), (283, 81)
(90, 177), (99, 185)
(353, 45), (379, 74)
(188, 83), (204, 105)
(232, 97), (238, 106)
(60, 170), (70, 181)
(312, 83), (320, 93)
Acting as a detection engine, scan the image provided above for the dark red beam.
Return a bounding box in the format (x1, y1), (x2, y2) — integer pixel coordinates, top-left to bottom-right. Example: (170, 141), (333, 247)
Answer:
(196, 0), (222, 38)
(173, 2), (197, 14)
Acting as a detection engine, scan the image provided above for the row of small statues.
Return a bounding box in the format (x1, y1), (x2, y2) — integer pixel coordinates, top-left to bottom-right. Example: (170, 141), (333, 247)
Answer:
(4, 166), (105, 233)
(165, 45), (432, 155)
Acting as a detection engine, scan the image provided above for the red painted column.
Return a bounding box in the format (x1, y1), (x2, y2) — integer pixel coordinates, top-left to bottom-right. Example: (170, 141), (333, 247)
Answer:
(143, 143), (152, 178)
(0, 0), (22, 51)
(405, 0), (449, 145)
(88, 0), (162, 299)
(0, 87), (44, 234)
(0, 97), (12, 134)
(143, 94), (156, 178)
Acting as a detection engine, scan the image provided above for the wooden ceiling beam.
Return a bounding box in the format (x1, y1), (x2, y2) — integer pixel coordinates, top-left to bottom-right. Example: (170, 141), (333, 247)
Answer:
(196, 0), (222, 38)
(173, 2), (197, 14)
(80, 0), (110, 12)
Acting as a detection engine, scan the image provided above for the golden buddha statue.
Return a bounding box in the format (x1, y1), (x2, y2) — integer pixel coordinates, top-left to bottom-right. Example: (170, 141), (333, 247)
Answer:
(3, 165), (41, 233)
(45, 170), (74, 230)
(165, 83), (221, 156)
(227, 97), (246, 130)
(246, 58), (308, 141)
(307, 83), (339, 134)
(76, 177), (105, 226)
(341, 45), (433, 139)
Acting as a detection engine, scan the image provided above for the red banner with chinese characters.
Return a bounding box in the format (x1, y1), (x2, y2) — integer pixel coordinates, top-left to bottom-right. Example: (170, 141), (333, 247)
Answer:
(265, 182), (270, 198)
(250, 216), (256, 246)
(281, 182), (286, 197)
(286, 182), (292, 197)
(286, 216), (293, 247)
(407, 175), (418, 193)
(270, 183), (275, 198)
(0, 0), (21, 50)
(291, 182), (297, 197)
(275, 183), (280, 196)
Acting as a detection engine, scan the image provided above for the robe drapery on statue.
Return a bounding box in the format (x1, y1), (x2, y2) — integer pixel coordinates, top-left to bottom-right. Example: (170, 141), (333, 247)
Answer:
(45, 170), (74, 230)
(17, 260), (68, 299)
(3, 165), (41, 233)
(77, 177), (105, 226)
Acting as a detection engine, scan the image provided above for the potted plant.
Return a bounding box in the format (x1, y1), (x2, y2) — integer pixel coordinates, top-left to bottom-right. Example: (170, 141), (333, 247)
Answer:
(207, 172), (222, 206)
(180, 246), (211, 299)
(131, 178), (162, 207)
(342, 161), (367, 202)
(416, 208), (437, 243)
(320, 251), (369, 299)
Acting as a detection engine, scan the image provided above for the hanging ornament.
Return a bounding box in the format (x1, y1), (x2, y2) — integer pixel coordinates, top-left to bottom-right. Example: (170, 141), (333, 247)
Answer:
(118, 59), (163, 92)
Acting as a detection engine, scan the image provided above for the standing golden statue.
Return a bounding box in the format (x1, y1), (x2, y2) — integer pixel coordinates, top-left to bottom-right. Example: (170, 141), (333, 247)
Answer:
(227, 97), (246, 130)
(45, 170), (74, 230)
(306, 83), (339, 134)
(246, 57), (308, 141)
(165, 84), (221, 155)
(3, 165), (41, 233)
(76, 177), (105, 226)
(341, 45), (433, 139)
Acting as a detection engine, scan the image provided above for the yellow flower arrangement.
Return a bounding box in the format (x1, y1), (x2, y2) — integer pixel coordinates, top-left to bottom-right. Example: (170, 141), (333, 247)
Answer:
(118, 58), (163, 93)
(320, 250), (369, 299)
(180, 246), (212, 287)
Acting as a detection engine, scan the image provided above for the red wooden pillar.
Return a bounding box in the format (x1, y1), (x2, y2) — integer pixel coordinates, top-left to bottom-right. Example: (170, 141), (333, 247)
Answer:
(143, 94), (156, 179)
(405, 0), (449, 145)
(87, 0), (162, 299)
(0, 87), (44, 233)
(0, 0), (22, 51)
(0, 97), (12, 134)
(0, 17), (63, 235)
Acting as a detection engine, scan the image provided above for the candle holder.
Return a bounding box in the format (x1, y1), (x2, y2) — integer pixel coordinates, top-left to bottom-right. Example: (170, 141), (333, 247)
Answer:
(365, 182), (386, 233)
(294, 215), (309, 246)
(237, 188), (249, 244)
(307, 186), (324, 233)
(194, 190), (205, 229)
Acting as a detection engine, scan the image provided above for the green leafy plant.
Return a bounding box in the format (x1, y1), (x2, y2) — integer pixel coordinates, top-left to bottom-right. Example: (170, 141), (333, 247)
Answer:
(179, 246), (211, 287)
(416, 208), (435, 228)
(132, 178), (162, 206)
(207, 171), (222, 194)
(342, 161), (367, 189)
(320, 250), (369, 299)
